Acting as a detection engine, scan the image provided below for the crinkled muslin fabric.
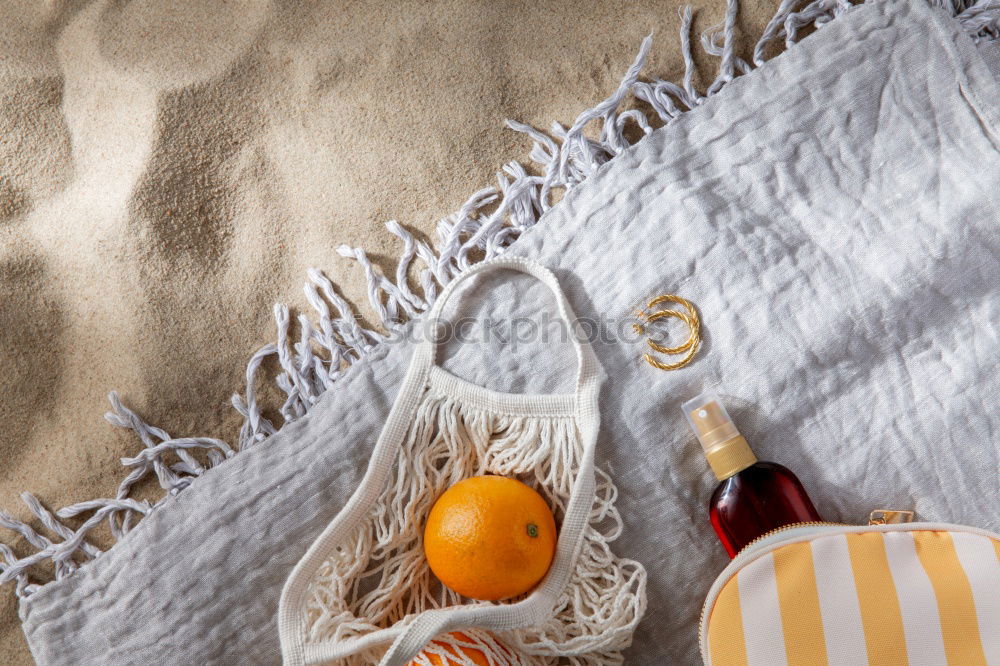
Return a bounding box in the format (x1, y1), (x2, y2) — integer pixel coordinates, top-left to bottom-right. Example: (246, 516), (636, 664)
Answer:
(18, 1), (1000, 663)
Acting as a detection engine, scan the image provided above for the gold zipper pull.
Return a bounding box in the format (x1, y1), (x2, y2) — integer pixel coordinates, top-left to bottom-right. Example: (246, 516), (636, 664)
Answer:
(869, 509), (915, 525)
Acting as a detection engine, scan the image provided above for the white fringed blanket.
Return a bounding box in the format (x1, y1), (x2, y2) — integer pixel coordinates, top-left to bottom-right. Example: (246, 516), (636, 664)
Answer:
(5, 0), (1000, 663)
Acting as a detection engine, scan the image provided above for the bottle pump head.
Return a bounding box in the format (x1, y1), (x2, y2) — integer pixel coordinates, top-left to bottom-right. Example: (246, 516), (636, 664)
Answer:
(682, 393), (757, 480)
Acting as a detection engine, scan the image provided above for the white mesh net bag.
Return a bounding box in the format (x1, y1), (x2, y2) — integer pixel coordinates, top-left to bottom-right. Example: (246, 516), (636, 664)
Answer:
(278, 257), (647, 665)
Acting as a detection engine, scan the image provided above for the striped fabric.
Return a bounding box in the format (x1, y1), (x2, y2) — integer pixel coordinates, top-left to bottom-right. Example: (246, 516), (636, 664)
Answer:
(706, 530), (1000, 666)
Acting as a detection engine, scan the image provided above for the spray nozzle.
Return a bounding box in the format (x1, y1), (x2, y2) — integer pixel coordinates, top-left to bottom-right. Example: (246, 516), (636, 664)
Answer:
(681, 393), (756, 480)
(683, 394), (740, 451)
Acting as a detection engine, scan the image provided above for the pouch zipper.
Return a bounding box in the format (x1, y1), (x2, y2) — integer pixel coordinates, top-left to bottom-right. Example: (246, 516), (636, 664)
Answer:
(697, 521), (1000, 665)
(733, 521), (844, 557)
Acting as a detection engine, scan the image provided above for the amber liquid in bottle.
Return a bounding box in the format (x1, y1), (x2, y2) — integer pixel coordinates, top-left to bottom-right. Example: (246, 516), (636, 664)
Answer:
(709, 461), (822, 558)
(683, 394), (823, 558)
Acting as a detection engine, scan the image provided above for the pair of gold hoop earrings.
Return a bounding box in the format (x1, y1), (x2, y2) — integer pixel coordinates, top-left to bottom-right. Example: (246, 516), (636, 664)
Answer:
(632, 294), (701, 371)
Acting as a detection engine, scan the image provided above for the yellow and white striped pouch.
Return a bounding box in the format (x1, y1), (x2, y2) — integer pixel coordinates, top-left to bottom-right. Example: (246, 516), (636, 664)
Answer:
(700, 522), (1000, 666)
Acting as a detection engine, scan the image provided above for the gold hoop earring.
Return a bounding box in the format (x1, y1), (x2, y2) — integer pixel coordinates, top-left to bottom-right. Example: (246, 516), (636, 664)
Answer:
(634, 294), (702, 371)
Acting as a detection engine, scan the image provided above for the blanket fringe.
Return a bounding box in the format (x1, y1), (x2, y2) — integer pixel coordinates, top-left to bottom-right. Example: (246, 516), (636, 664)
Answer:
(2, 0), (997, 597)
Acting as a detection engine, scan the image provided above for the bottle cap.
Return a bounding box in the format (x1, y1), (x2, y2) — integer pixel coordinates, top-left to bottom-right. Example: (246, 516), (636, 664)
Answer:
(682, 393), (757, 480)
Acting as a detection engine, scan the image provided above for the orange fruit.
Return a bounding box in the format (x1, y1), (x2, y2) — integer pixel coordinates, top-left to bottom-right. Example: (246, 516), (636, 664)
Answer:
(423, 475), (557, 601)
(407, 631), (491, 666)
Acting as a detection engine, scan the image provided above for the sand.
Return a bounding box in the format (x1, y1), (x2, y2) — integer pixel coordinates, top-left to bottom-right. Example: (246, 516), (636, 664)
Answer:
(0, 1), (776, 661)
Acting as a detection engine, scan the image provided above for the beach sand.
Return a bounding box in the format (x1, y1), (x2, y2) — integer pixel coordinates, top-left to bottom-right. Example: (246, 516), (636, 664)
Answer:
(0, 1), (775, 661)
